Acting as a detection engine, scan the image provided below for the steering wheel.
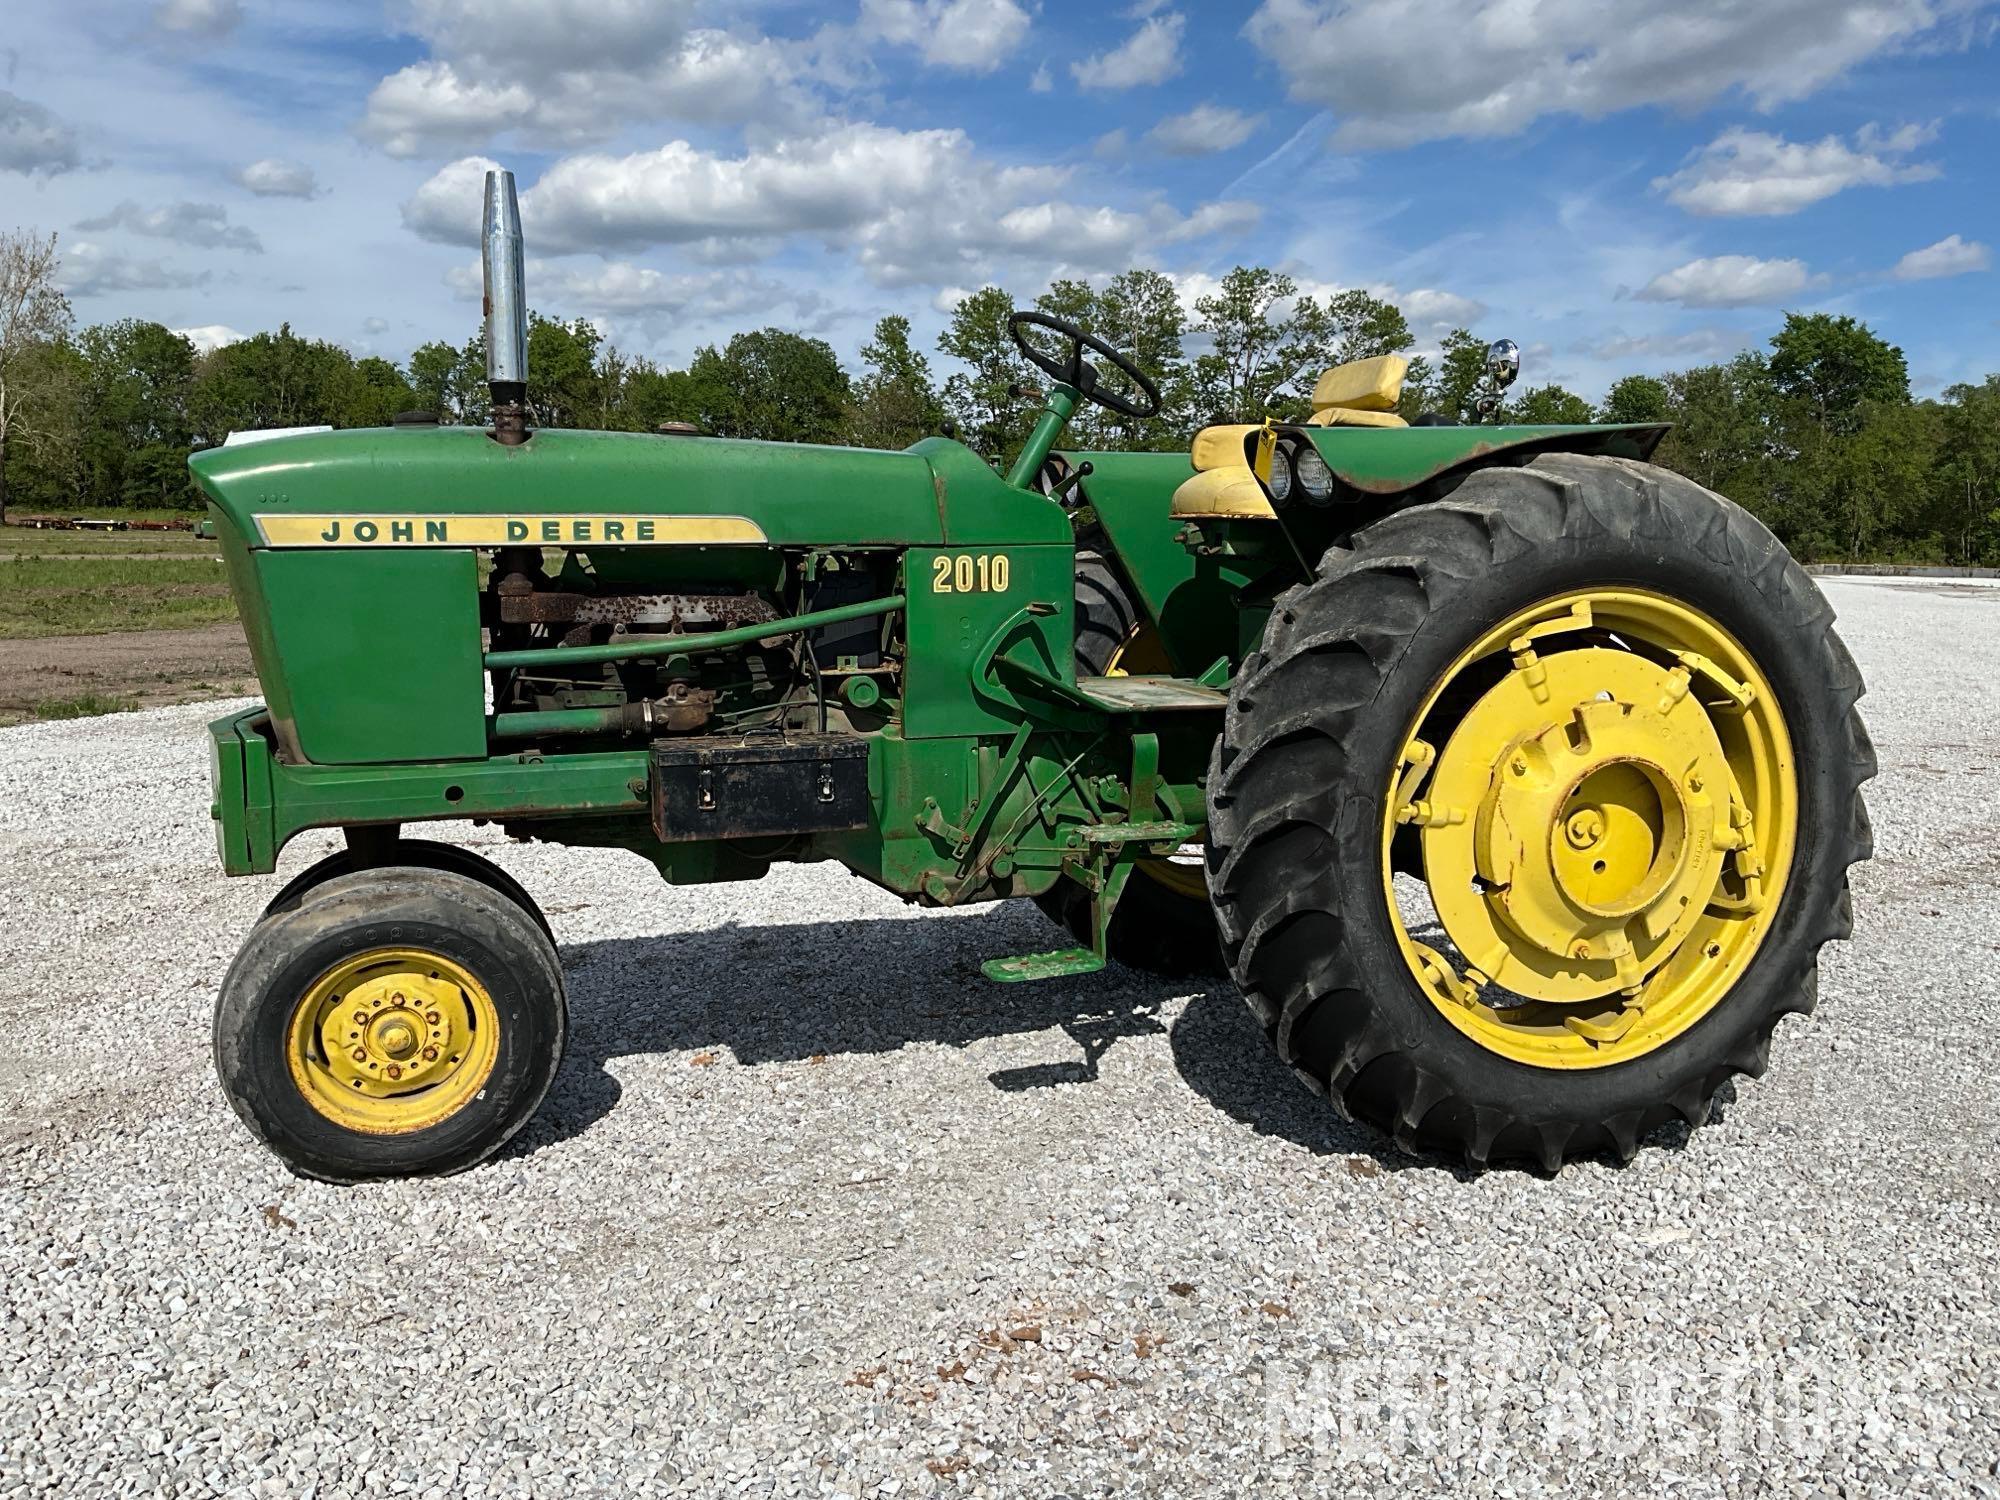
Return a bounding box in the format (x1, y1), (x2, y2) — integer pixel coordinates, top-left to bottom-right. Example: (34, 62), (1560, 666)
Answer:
(1008, 311), (1162, 421)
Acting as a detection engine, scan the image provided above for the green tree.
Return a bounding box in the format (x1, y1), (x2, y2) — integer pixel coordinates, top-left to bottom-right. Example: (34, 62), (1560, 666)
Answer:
(70, 320), (196, 506)
(1936, 377), (2000, 564)
(0, 230), (75, 523)
(938, 286), (1033, 463)
(341, 355), (418, 430)
(1098, 267), (1191, 448)
(685, 328), (851, 444)
(1768, 312), (1908, 433)
(1507, 383), (1595, 425)
(408, 339), (482, 423)
(187, 323), (360, 445)
(1654, 354), (1776, 513)
(1190, 267), (1295, 424)
(526, 314), (606, 429)
(1416, 327), (1491, 424)
(1600, 373), (1671, 426)
(848, 314), (944, 450)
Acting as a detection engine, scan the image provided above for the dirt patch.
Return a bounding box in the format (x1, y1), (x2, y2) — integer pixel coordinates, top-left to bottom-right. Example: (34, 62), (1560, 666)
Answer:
(0, 622), (256, 724)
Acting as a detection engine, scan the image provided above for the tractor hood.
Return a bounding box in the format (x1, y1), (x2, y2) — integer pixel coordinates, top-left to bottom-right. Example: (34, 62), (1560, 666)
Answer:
(188, 425), (1069, 551)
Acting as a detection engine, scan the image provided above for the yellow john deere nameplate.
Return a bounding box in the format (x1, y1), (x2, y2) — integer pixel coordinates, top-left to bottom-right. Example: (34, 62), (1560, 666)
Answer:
(253, 514), (769, 548)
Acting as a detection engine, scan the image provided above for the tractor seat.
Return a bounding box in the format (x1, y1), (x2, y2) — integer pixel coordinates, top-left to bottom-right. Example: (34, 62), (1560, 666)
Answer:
(1304, 354), (1408, 429)
(1169, 355), (1414, 517)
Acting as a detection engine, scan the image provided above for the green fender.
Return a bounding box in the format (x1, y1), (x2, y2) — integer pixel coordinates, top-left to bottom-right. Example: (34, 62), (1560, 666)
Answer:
(1066, 422), (1672, 674)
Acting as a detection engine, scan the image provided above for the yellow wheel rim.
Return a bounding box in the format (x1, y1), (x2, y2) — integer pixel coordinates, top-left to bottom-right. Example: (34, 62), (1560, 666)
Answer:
(1384, 589), (1796, 1069)
(285, 948), (501, 1134)
(1105, 620), (1209, 902)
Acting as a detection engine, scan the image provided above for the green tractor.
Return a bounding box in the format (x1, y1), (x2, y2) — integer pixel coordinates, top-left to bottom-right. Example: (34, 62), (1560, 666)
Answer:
(200, 172), (1872, 1182)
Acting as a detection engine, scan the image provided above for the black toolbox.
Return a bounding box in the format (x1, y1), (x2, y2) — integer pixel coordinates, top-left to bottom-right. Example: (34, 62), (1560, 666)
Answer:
(650, 733), (869, 843)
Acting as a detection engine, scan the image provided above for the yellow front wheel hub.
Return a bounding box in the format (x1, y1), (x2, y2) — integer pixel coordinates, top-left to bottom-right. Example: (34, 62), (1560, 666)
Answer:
(1386, 590), (1796, 1068)
(286, 948), (501, 1134)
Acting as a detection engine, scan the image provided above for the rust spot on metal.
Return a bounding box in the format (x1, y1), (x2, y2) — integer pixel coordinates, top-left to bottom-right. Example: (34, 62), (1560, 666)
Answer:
(497, 590), (779, 629)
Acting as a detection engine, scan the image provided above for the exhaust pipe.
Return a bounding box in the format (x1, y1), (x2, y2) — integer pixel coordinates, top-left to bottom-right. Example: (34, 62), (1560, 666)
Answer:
(482, 168), (529, 445)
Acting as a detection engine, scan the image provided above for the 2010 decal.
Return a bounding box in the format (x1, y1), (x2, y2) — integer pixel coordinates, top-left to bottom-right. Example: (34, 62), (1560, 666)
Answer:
(929, 553), (1011, 594)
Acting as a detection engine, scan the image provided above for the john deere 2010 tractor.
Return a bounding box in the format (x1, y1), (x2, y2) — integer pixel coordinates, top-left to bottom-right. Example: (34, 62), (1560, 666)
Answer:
(198, 173), (1872, 1182)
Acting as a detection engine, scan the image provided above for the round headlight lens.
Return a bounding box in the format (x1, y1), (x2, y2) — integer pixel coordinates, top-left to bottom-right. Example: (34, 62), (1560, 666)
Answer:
(1266, 441), (1294, 503)
(1295, 443), (1334, 502)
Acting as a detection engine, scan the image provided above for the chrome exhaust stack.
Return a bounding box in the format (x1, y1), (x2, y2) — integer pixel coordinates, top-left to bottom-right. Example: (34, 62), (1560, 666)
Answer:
(482, 168), (529, 445)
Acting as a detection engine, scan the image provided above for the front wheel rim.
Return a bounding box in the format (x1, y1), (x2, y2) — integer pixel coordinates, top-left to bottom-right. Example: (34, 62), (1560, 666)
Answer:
(285, 948), (501, 1133)
(1383, 588), (1797, 1070)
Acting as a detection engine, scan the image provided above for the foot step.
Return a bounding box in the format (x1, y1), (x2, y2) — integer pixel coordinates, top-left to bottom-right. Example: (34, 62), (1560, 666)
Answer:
(981, 948), (1106, 983)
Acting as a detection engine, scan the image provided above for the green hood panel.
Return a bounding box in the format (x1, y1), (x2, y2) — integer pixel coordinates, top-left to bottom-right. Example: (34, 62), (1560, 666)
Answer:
(188, 425), (1068, 549)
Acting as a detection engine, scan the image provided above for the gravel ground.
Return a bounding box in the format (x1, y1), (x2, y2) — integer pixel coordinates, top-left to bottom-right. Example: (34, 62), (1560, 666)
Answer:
(2, 576), (1996, 1498)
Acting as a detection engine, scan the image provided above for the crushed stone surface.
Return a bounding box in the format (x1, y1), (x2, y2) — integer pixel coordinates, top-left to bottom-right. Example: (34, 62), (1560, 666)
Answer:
(1, 577), (1996, 1497)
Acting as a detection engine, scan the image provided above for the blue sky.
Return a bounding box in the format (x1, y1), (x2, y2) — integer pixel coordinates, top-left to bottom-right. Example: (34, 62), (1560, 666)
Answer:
(3, 0), (1996, 399)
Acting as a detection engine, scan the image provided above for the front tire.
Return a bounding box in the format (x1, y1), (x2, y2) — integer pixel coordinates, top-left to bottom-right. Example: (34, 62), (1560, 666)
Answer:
(215, 866), (567, 1183)
(1206, 456), (1873, 1168)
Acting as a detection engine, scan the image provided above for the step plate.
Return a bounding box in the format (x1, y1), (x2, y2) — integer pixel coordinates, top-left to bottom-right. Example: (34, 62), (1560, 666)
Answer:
(1075, 675), (1228, 713)
(981, 948), (1107, 983)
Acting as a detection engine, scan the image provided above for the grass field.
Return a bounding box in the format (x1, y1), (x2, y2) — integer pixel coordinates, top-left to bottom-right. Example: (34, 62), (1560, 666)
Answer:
(0, 555), (238, 639)
(0, 527), (219, 556)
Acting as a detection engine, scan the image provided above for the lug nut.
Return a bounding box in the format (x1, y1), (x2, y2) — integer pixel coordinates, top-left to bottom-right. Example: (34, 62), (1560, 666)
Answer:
(424, 1011), (440, 1026)
(422, 1046), (439, 1062)
(386, 1064), (402, 1080)
(1572, 941), (1591, 959)
(352, 1010), (368, 1026)
(351, 1047), (367, 1063)
(390, 992), (405, 1005)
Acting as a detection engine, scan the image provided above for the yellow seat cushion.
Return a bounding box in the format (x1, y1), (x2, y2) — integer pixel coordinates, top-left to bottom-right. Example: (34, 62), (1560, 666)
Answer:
(1307, 406), (1407, 428)
(1309, 354), (1408, 413)
(1188, 423), (1262, 472)
(1170, 466), (1275, 518)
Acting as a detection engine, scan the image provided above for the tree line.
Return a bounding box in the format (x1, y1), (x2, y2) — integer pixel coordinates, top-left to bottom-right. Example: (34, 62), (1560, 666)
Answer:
(2, 231), (1995, 564)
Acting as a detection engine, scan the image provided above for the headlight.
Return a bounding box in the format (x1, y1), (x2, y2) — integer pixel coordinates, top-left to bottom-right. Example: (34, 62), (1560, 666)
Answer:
(1266, 440), (1294, 504)
(1294, 442), (1334, 503)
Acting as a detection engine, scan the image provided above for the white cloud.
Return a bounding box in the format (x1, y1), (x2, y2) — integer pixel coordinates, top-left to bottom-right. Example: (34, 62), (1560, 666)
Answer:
(0, 90), (80, 175)
(1147, 103), (1264, 156)
(55, 243), (209, 298)
(405, 128), (1260, 294)
(1580, 328), (1752, 361)
(1654, 123), (1939, 216)
(1245, 0), (1969, 149)
(233, 158), (318, 198)
(859, 0), (1032, 71)
(75, 200), (262, 253)
(1892, 233), (1991, 279)
(1028, 63), (1053, 92)
(362, 316), (391, 335)
(155, 0), (242, 37)
(1072, 12), (1184, 89)
(174, 324), (243, 352)
(1399, 288), (1488, 338)
(446, 257), (827, 325)
(358, 2), (799, 155)
(1636, 254), (1825, 308)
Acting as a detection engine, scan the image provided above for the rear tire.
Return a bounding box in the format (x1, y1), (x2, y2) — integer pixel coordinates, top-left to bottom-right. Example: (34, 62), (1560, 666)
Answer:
(1035, 550), (1226, 978)
(215, 866), (567, 1183)
(1206, 456), (1873, 1168)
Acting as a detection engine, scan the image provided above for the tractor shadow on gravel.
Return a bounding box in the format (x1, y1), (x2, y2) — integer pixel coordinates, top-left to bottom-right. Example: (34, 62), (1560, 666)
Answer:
(506, 900), (1440, 1172)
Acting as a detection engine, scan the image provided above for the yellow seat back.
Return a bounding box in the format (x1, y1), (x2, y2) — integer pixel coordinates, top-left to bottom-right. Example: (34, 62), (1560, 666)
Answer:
(1309, 354), (1408, 414)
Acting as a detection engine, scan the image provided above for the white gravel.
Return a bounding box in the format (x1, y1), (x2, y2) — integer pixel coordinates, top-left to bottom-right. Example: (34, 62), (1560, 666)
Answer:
(3, 575), (1997, 1498)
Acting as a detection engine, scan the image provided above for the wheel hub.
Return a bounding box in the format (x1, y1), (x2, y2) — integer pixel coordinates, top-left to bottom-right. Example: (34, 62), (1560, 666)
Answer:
(288, 948), (498, 1134)
(1420, 647), (1733, 1003)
